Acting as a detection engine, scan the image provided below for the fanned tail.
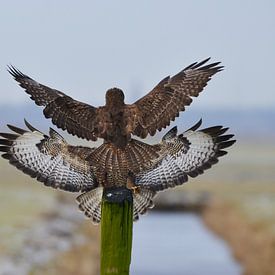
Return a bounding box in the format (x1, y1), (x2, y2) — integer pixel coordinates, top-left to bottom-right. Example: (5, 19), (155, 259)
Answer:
(76, 187), (103, 224)
(87, 139), (161, 186)
(133, 188), (156, 221)
(76, 187), (156, 223)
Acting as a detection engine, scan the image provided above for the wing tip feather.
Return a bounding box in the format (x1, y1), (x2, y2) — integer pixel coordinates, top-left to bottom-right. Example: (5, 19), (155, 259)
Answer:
(7, 65), (27, 79)
(7, 124), (27, 135)
(186, 118), (203, 132)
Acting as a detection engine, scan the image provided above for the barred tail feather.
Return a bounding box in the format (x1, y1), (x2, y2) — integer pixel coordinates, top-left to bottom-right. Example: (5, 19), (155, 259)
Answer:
(87, 138), (160, 186)
(133, 188), (156, 221)
(76, 187), (103, 224)
(76, 187), (156, 223)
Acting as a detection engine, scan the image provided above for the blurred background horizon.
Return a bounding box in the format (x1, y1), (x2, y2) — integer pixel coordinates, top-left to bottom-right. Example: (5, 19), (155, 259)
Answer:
(0, 1), (274, 275)
(1, 1), (274, 142)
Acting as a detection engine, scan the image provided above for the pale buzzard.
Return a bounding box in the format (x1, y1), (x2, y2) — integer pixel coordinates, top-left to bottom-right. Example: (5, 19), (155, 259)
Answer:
(0, 120), (235, 222)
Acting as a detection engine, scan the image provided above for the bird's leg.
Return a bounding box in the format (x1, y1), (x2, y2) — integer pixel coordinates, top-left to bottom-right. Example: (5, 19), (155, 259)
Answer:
(126, 171), (140, 194)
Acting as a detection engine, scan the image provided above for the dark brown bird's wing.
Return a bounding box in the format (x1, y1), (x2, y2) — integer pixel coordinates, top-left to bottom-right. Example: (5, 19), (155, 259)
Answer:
(0, 120), (97, 192)
(8, 66), (99, 141)
(135, 120), (235, 191)
(132, 58), (223, 138)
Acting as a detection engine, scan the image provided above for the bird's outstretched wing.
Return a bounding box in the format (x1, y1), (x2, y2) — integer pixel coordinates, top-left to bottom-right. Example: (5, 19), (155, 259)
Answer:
(0, 120), (96, 192)
(132, 58), (223, 138)
(135, 119), (235, 191)
(8, 66), (99, 141)
(0, 121), (157, 223)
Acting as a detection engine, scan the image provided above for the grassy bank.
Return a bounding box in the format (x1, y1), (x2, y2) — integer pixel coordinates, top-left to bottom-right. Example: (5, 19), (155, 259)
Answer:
(0, 159), (58, 256)
(31, 221), (100, 275)
(203, 198), (275, 275)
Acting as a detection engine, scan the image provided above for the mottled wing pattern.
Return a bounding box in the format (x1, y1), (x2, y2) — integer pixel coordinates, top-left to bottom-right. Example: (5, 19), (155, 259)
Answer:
(76, 187), (156, 223)
(0, 120), (96, 192)
(8, 66), (99, 141)
(135, 120), (235, 191)
(132, 58), (223, 138)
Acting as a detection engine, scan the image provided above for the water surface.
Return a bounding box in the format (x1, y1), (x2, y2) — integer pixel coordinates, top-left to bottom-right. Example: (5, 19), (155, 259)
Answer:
(131, 212), (242, 275)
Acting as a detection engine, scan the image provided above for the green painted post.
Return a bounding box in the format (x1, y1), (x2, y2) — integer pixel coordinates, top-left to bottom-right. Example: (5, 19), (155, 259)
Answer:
(100, 186), (133, 275)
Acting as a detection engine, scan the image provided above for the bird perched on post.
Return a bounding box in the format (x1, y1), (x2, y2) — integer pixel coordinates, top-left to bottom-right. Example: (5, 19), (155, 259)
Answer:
(0, 58), (235, 222)
(0, 119), (235, 222)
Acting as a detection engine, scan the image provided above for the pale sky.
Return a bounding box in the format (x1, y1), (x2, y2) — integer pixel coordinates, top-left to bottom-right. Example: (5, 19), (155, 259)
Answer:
(0, 0), (274, 110)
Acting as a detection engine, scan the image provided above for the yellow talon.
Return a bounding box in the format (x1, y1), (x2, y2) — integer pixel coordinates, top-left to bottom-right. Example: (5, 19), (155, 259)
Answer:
(126, 173), (140, 194)
(131, 186), (140, 194)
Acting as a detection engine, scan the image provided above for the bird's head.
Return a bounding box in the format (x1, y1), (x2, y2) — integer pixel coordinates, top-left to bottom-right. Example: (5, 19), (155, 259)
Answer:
(105, 88), (125, 106)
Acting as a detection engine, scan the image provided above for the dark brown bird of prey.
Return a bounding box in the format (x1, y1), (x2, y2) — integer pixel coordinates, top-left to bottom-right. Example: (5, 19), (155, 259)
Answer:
(0, 58), (235, 222)
(7, 58), (222, 148)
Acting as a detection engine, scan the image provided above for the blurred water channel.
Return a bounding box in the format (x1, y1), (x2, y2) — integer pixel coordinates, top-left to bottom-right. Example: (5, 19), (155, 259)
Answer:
(131, 212), (242, 275)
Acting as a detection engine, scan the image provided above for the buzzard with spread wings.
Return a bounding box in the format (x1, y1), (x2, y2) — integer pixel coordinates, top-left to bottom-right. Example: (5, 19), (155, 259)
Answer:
(0, 120), (235, 223)
(8, 58), (222, 147)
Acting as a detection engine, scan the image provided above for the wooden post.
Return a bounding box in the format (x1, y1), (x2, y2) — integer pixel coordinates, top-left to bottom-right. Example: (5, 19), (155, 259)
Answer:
(100, 186), (133, 275)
